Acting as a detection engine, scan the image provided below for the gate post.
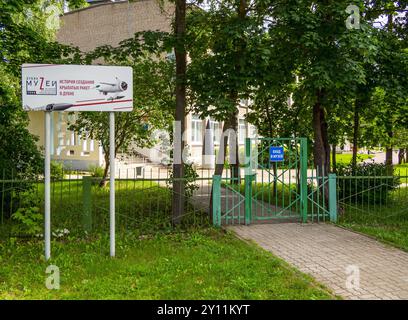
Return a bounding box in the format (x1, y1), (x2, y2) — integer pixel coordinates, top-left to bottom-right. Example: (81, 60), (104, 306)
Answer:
(244, 174), (253, 225)
(82, 176), (93, 233)
(245, 138), (253, 225)
(212, 175), (222, 227)
(328, 173), (338, 222)
(300, 138), (308, 223)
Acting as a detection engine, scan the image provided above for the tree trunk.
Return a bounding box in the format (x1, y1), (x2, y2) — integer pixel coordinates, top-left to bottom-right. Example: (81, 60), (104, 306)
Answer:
(312, 90), (330, 177)
(351, 100), (360, 168)
(312, 90), (330, 206)
(265, 103), (277, 195)
(398, 149), (404, 164)
(172, 0), (186, 225)
(229, 107), (240, 184)
(406, 148), (408, 163)
(332, 144), (337, 173)
(385, 130), (393, 169)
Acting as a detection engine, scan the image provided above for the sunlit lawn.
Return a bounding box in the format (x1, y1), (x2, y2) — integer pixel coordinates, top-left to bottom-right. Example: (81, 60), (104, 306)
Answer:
(0, 229), (335, 300)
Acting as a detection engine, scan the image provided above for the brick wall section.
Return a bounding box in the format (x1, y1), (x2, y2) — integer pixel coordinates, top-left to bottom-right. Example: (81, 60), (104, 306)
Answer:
(57, 0), (174, 52)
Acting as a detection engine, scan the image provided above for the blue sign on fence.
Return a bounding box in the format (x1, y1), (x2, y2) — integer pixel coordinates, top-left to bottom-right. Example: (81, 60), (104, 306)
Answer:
(269, 146), (284, 162)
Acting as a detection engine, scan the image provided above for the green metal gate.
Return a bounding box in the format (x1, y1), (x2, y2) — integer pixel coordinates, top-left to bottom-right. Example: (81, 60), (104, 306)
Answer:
(213, 137), (309, 226)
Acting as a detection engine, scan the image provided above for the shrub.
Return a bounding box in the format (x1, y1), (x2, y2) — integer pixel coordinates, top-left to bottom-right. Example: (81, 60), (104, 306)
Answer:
(51, 161), (64, 180)
(167, 163), (199, 199)
(11, 190), (43, 237)
(336, 162), (399, 205)
(88, 164), (105, 178)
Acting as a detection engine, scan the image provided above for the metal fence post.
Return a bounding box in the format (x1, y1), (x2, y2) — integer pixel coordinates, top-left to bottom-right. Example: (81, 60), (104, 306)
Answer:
(82, 176), (92, 233)
(245, 138), (252, 225)
(212, 175), (221, 227)
(244, 174), (253, 225)
(329, 173), (338, 222)
(300, 138), (308, 223)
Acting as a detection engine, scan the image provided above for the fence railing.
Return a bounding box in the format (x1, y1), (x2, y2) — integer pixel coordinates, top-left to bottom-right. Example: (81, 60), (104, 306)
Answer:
(0, 167), (223, 238)
(1, 165), (407, 237)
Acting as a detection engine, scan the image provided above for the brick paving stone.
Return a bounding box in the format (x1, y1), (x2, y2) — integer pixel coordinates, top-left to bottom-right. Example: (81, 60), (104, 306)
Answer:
(229, 223), (408, 300)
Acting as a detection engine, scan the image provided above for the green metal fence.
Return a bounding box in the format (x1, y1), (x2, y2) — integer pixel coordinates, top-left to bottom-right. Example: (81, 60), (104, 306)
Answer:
(336, 170), (408, 225)
(1, 163), (407, 237)
(0, 167), (214, 238)
(211, 155), (408, 226)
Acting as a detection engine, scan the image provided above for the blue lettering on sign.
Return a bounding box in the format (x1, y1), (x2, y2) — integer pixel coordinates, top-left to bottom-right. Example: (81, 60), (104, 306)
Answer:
(269, 146), (284, 162)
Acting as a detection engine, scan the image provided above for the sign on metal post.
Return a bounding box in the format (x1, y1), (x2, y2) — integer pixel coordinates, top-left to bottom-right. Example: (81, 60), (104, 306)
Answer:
(22, 64), (133, 111)
(22, 64), (133, 260)
(269, 146), (284, 162)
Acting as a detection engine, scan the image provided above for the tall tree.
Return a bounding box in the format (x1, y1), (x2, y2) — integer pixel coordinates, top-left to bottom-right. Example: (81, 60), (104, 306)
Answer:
(172, 0), (187, 224)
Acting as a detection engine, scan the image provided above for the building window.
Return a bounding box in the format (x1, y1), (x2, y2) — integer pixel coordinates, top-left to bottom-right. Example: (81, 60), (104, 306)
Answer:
(238, 119), (246, 144)
(191, 114), (203, 144)
(209, 118), (221, 145)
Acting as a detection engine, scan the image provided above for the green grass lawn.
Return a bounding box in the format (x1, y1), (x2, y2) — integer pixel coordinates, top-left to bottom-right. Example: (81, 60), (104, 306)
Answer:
(0, 229), (335, 300)
(331, 153), (373, 165)
(338, 187), (408, 251)
(395, 164), (408, 183)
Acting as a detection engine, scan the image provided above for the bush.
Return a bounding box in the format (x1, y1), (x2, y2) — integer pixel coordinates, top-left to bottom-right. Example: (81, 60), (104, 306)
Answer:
(336, 162), (399, 205)
(51, 161), (64, 180)
(11, 190), (43, 237)
(88, 165), (105, 178)
(167, 163), (199, 199)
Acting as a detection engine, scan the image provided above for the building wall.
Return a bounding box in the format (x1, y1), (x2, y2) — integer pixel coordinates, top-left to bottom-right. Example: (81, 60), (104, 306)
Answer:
(57, 0), (173, 52)
(27, 112), (103, 170)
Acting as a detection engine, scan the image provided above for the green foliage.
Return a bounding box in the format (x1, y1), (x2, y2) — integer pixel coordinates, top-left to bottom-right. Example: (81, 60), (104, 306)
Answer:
(337, 162), (400, 204)
(51, 161), (64, 180)
(167, 164), (199, 199)
(88, 164), (104, 178)
(0, 0), (84, 222)
(11, 190), (42, 236)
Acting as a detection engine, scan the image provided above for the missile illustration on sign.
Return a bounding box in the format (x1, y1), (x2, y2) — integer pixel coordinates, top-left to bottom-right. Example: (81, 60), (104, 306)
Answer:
(95, 77), (128, 101)
(46, 103), (74, 111)
(23, 103), (74, 111)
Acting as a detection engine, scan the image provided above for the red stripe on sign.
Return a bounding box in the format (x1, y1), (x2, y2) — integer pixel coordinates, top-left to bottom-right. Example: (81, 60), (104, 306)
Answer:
(76, 99), (107, 103)
(72, 99), (133, 107)
(22, 64), (61, 68)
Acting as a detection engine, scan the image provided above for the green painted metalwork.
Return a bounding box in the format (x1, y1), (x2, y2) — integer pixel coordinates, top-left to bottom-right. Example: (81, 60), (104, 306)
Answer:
(249, 137), (307, 222)
(244, 174), (253, 225)
(82, 176), (93, 232)
(329, 174), (338, 222)
(300, 138), (308, 223)
(215, 137), (309, 225)
(212, 175), (222, 227)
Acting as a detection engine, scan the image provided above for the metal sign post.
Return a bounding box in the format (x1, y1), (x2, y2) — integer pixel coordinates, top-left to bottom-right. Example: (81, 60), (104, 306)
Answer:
(44, 111), (51, 261)
(109, 112), (115, 257)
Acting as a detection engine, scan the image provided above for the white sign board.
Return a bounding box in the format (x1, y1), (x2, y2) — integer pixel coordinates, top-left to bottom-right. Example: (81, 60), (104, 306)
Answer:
(22, 64), (133, 112)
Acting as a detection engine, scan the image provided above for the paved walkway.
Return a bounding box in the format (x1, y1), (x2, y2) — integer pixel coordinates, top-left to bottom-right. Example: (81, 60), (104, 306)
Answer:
(230, 223), (408, 300)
